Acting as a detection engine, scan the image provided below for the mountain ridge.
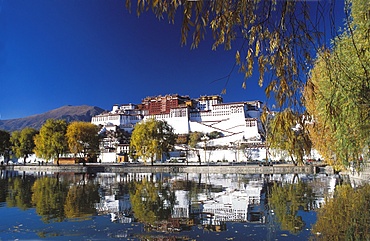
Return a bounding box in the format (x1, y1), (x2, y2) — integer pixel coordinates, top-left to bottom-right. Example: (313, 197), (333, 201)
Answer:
(0, 105), (105, 132)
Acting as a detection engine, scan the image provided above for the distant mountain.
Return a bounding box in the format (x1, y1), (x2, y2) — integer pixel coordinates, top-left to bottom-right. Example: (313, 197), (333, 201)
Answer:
(0, 105), (105, 132)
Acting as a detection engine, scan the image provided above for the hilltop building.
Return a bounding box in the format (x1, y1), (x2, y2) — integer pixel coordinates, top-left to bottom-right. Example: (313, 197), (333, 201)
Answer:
(143, 95), (265, 146)
(141, 94), (192, 115)
(91, 94), (267, 163)
(92, 94), (265, 144)
(91, 103), (143, 133)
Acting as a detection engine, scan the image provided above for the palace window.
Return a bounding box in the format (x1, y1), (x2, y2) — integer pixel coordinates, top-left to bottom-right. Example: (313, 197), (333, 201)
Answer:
(246, 120), (256, 127)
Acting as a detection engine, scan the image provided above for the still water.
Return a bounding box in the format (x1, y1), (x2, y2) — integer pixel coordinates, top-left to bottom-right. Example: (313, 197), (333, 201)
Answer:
(0, 170), (346, 240)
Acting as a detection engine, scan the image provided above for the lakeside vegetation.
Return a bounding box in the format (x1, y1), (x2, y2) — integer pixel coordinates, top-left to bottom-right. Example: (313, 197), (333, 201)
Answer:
(0, 118), (182, 166)
(1, 120), (101, 166)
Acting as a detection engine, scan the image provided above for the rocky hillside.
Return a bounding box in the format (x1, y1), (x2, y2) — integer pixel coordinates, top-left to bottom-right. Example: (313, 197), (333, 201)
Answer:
(0, 105), (105, 131)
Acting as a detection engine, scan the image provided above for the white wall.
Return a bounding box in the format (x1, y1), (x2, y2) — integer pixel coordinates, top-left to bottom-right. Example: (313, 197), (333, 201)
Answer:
(6, 154), (50, 164)
(99, 152), (117, 163)
(165, 117), (190, 134)
(184, 148), (267, 163)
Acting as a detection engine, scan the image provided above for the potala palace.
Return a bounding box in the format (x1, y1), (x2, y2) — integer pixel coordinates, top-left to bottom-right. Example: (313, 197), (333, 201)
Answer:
(91, 94), (270, 163)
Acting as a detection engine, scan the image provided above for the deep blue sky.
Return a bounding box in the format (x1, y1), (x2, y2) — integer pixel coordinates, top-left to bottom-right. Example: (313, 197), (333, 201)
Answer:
(0, 0), (345, 120)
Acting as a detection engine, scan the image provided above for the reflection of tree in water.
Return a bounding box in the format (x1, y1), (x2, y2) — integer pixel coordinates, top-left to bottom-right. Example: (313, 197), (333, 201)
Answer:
(129, 177), (176, 228)
(128, 175), (214, 235)
(31, 176), (69, 223)
(0, 178), (7, 204)
(104, 172), (245, 235)
(312, 183), (370, 241)
(0, 171), (12, 204)
(30, 174), (100, 223)
(64, 181), (100, 220)
(268, 176), (315, 234)
(6, 175), (36, 210)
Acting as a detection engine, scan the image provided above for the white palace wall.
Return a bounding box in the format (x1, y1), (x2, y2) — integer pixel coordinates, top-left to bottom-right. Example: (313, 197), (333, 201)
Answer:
(185, 148), (267, 163)
(92, 99), (268, 163)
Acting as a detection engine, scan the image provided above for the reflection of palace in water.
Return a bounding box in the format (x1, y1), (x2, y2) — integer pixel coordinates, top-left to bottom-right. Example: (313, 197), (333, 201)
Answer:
(94, 173), (134, 223)
(92, 172), (339, 232)
(0, 169), (340, 235)
(93, 173), (269, 226)
(172, 174), (267, 224)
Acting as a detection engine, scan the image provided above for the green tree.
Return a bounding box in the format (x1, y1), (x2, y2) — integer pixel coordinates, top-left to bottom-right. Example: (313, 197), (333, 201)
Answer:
(304, 74), (337, 167)
(66, 122), (100, 162)
(34, 119), (68, 166)
(304, 0), (370, 168)
(31, 177), (69, 223)
(130, 119), (176, 165)
(188, 131), (203, 148)
(0, 130), (11, 164)
(267, 109), (311, 165)
(10, 128), (38, 165)
(208, 131), (223, 140)
(312, 184), (370, 240)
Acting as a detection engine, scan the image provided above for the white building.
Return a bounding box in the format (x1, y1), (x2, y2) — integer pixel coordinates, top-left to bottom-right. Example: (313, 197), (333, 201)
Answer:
(91, 95), (266, 162)
(144, 96), (265, 145)
(92, 96), (265, 145)
(91, 103), (143, 133)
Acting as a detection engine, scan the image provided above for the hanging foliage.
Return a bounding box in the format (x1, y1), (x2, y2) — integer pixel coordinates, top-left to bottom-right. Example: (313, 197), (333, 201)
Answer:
(304, 0), (370, 168)
(126, 0), (339, 109)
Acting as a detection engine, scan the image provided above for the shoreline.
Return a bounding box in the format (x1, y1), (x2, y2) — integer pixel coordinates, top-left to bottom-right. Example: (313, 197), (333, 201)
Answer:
(2, 163), (317, 174)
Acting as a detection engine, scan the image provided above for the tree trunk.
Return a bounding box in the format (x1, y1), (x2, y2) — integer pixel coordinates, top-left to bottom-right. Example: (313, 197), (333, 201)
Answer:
(291, 156), (297, 166)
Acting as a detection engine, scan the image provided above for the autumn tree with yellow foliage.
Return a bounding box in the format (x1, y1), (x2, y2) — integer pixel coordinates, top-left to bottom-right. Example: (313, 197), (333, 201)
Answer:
(130, 118), (176, 165)
(266, 109), (311, 165)
(34, 119), (68, 166)
(10, 127), (38, 165)
(304, 0), (370, 168)
(66, 122), (100, 163)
